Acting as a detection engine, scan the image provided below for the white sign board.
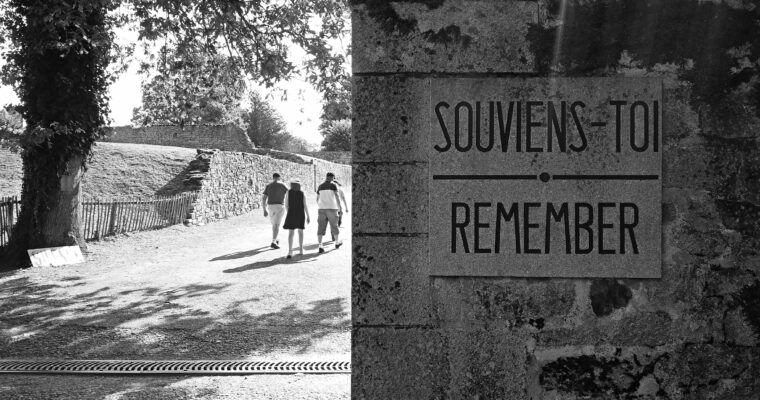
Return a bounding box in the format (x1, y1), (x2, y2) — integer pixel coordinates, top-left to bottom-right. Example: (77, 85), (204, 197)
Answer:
(27, 246), (85, 268)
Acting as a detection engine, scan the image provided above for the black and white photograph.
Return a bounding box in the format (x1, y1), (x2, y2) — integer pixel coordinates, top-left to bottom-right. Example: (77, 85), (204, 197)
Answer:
(1, 0), (759, 399)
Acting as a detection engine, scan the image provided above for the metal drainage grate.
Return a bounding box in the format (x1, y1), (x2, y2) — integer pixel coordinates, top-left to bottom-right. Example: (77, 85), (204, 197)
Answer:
(0, 360), (350, 375)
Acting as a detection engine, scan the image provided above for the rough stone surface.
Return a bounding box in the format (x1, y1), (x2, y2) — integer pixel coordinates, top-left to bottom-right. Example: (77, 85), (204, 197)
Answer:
(352, 327), (450, 399)
(353, 77), (429, 162)
(352, 0), (538, 73)
(445, 328), (530, 399)
(353, 0), (760, 398)
(353, 235), (435, 325)
(102, 124), (254, 153)
(656, 345), (760, 399)
(589, 279), (633, 317)
(433, 278), (576, 330)
(353, 163), (427, 234)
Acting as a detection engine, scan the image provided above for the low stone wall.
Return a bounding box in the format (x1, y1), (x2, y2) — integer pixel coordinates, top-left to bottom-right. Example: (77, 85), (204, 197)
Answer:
(304, 151), (352, 165)
(186, 150), (352, 225)
(102, 125), (254, 153)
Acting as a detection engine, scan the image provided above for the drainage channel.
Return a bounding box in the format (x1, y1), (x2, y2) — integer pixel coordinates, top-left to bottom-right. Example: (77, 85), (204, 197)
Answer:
(0, 360), (351, 375)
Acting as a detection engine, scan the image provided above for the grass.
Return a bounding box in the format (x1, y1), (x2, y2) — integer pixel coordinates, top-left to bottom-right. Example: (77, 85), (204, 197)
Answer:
(0, 142), (197, 200)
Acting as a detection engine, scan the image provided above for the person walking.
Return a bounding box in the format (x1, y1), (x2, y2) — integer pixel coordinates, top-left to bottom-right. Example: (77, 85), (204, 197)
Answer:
(331, 179), (349, 239)
(262, 173), (288, 249)
(316, 172), (343, 253)
(283, 179), (310, 258)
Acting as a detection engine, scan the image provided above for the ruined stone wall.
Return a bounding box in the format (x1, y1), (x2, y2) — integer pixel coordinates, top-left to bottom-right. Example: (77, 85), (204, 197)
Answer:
(187, 150), (352, 225)
(102, 125), (254, 153)
(352, 1), (760, 399)
(304, 151), (352, 165)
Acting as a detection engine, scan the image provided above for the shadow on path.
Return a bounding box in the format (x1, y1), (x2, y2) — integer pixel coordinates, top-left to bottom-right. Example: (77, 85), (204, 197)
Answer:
(211, 242), (340, 263)
(0, 276), (349, 360)
(223, 252), (323, 273)
(210, 246), (272, 261)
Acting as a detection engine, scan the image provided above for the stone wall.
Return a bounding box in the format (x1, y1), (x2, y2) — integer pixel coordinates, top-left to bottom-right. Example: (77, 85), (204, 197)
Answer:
(353, 1), (760, 399)
(187, 150), (352, 225)
(304, 151), (352, 165)
(102, 124), (254, 153)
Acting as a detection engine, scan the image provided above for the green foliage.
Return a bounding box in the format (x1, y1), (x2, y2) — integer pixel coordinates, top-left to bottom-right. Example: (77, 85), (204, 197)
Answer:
(319, 75), (352, 132)
(244, 91), (289, 148)
(244, 91), (315, 153)
(130, 0), (349, 98)
(132, 46), (247, 127)
(318, 75), (351, 151)
(0, 107), (23, 136)
(320, 118), (351, 151)
(0, 107), (23, 152)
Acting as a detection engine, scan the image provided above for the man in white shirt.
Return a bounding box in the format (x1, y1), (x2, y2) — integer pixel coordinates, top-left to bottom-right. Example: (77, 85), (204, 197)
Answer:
(316, 172), (343, 253)
(262, 173), (288, 249)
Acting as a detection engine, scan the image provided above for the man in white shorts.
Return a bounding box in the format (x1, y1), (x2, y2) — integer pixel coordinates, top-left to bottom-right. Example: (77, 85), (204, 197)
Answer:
(262, 173), (288, 249)
(316, 172), (343, 253)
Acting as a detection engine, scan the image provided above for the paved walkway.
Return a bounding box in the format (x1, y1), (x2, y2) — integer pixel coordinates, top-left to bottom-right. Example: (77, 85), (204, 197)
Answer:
(0, 194), (351, 399)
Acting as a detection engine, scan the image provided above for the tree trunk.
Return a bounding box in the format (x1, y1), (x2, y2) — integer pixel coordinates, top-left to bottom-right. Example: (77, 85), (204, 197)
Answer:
(34, 154), (84, 248)
(0, 153), (85, 268)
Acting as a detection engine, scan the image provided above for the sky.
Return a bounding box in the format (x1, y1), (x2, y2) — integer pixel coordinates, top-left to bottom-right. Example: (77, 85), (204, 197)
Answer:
(0, 19), (350, 148)
(107, 55), (328, 146)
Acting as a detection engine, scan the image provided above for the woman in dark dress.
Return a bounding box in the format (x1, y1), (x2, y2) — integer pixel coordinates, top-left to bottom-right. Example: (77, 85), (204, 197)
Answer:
(283, 180), (310, 258)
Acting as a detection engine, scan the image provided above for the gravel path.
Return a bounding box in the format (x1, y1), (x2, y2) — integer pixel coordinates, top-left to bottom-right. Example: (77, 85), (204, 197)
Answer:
(0, 194), (351, 398)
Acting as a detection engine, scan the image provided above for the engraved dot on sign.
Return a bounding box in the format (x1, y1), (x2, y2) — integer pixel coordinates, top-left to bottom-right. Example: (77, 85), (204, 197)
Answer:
(540, 172), (551, 182)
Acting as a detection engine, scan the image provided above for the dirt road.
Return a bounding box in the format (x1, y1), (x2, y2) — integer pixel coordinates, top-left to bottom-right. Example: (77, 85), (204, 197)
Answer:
(0, 194), (351, 399)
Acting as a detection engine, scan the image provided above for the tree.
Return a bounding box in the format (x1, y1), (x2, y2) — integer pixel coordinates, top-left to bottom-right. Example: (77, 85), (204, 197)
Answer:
(319, 75), (351, 133)
(0, 0), (348, 267)
(0, 0), (118, 266)
(244, 91), (289, 148)
(320, 118), (351, 151)
(318, 75), (351, 151)
(244, 91), (317, 153)
(0, 107), (23, 137)
(0, 107), (23, 151)
(132, 47), (246, 127)
(283, 136), (316, 154)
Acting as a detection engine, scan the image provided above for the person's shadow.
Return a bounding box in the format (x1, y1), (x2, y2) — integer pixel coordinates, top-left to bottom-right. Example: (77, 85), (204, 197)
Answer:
(222, 251), (327, 273)
(210, 246), (271, 261)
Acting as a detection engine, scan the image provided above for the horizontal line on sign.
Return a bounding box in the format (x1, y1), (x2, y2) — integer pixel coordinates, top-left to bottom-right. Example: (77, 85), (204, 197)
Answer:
(552, 174), (659, 180)
(433, 174), (537, 180)
(353, 71), (541, 78)
(589, 121), (607, 127)
(355, 232), (427, 237)
(433, 174), (660, 181)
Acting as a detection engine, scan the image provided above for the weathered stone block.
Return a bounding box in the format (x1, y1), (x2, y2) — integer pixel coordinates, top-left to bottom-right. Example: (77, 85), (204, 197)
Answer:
(537, 347), (665, 398)
(662, 143), (716, 191)
(655, 345), (760, 399)
(433, 277), (575, 330)
(445, 328), (531, 399)
(352, 327), (449, 399)
(353, 235), (436, 325)
(353, 77), (429, 162)
(352, 163), (428, 234)
(352, 0), (538, 73)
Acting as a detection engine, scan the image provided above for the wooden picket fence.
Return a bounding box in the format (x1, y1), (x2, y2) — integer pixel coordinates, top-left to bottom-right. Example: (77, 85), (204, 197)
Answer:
(82, 192), (197, 240)
(0, 196), (21, 247)
(0, 192), (197, 247)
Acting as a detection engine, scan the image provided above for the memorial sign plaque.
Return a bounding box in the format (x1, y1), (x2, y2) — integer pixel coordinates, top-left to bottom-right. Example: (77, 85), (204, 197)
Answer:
(429, 78), (662, 278)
